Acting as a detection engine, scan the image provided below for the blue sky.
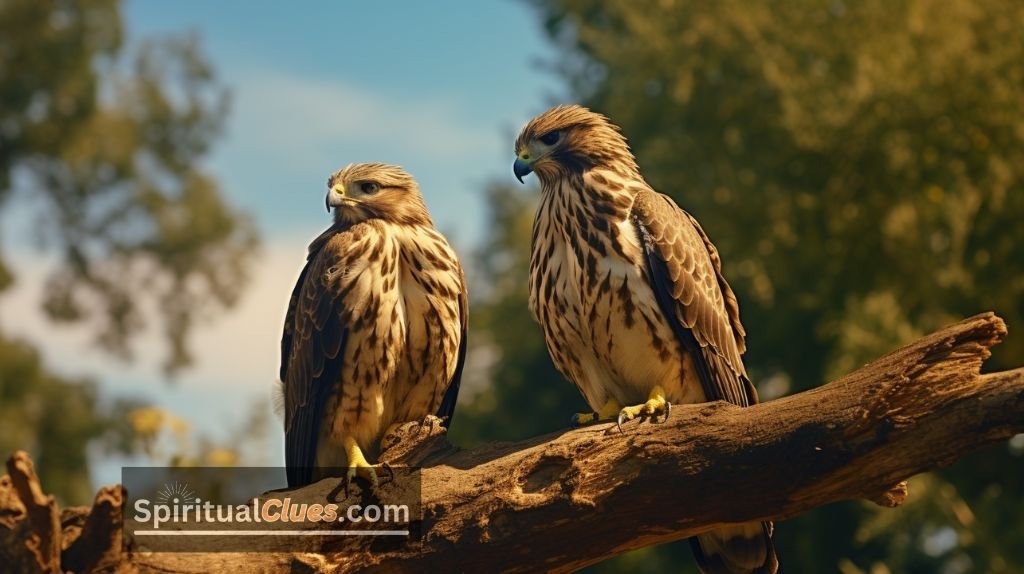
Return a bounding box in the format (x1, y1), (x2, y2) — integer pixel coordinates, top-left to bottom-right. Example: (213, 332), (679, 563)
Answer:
(1, 2), (563, 487)
(126, 0), (562, 242)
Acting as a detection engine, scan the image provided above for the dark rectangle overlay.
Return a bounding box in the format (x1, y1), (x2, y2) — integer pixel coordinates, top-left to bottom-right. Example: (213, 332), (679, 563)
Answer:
(122, 467), (421, 552)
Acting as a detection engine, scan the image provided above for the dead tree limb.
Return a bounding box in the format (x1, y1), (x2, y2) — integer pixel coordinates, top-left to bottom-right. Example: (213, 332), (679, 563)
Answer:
(2, 313), (1022, 573)
(1, 452), (61, 573)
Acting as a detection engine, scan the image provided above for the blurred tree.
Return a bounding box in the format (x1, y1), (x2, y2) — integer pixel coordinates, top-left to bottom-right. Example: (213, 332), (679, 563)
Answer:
(126, 398), (274, 467)
(0, 0), (257, 503)
(0, 0), (257, 373)
(454, 0), (1024, 571)
(0, 332), (140, 505)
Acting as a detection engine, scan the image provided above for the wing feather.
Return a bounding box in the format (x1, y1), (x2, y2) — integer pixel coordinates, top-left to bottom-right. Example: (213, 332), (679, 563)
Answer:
(630, 189), (757, 406)
(436, 266), (468, 426)
(280, 228), (357, 487)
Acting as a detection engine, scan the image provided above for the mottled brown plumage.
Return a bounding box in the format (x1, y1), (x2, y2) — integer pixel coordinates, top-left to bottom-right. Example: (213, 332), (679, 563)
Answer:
(280, 163), (467, 488)
(515, 105), (777, 574)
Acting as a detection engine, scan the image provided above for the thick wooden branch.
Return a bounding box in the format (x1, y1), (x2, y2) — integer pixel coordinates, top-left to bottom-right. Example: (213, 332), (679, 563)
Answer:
(319, 312), (1023, 572)
(2, 313), (1022, 573)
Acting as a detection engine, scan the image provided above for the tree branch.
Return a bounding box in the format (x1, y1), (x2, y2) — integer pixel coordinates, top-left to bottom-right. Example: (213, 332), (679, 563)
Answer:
(1, 452), (61, 573)
(3, 313), (1022, 573)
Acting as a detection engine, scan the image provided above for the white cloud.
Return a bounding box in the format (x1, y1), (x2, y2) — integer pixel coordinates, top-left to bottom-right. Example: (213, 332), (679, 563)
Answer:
(0, 232), (313, 393)
(229, 68), (501, 171)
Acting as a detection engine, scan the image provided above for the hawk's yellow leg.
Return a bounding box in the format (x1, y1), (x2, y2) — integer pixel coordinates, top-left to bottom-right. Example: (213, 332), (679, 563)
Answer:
(570, 398), (623, 427)
(616, 385), (672, 432)
(343, 436), (381, 487)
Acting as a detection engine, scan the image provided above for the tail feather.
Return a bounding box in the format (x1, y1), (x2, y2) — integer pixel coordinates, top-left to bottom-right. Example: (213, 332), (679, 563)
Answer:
(690, 521), (778, 574)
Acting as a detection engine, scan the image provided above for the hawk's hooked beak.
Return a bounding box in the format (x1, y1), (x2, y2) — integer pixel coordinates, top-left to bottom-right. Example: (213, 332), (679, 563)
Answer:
(326, 186), (346, 212)
(513, 156), (533, 184)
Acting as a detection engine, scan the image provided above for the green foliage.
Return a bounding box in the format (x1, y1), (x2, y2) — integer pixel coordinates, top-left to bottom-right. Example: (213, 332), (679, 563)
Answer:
(0, 0), (258, 373)
(455, 0), (1024, 571)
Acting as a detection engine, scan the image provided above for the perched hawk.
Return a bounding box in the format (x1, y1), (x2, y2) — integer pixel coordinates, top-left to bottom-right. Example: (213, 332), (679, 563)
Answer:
(280, 163), (467, 488)
(514, 106), (778, 574)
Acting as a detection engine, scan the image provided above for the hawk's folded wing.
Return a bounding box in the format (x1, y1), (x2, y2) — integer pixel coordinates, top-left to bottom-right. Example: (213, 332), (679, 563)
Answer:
(280, 228), (354, 488)
(436, 266), (468, 426)
(630, 189), (757, 407)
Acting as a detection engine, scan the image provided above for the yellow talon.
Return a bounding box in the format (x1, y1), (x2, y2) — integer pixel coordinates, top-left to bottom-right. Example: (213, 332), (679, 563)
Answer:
(344, 436), (380, 487)
(571, 398), (622, 427)
(617, 386), (671, 432)
(571, 411), (598, 426)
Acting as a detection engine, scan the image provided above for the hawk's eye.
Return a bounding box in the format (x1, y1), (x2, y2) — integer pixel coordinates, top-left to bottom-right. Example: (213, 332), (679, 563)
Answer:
(539, 130), (561, 146)
(360, 182), (380, 194)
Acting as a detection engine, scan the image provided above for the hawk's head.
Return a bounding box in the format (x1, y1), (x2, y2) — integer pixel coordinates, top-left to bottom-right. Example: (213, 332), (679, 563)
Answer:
(326, 163), (432, 227)
(513, 104), (637, 185)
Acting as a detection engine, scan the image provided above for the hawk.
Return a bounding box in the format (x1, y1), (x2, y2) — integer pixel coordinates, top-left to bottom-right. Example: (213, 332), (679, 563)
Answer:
(280, 163), (467, 488)
(514, 106), (778, 574)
